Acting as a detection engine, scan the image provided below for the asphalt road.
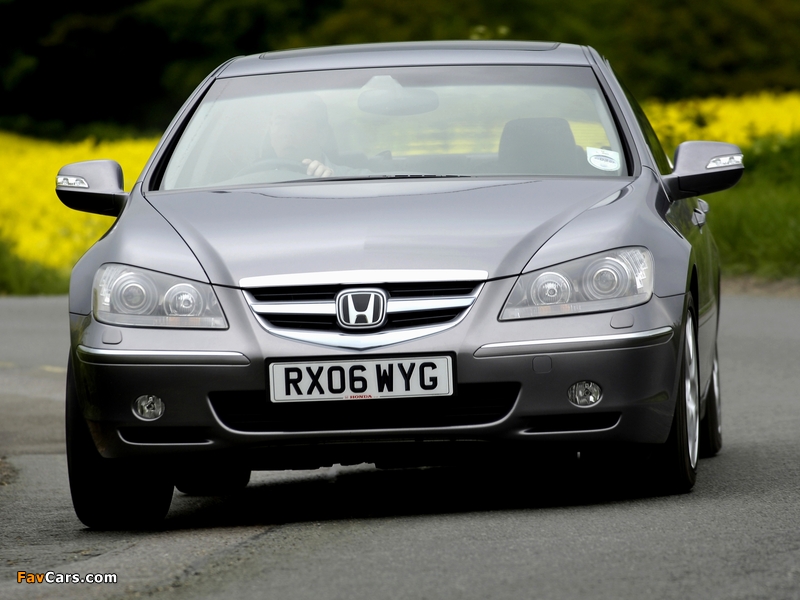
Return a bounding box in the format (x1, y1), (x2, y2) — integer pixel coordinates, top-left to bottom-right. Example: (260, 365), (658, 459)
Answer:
(1, 293), (799, 599)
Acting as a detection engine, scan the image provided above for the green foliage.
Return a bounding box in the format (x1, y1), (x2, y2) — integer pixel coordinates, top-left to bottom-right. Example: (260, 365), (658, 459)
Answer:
(594, 0), (800, 100)
(707, 135), (800, 278)
(0, 236), (68, 295)
(286, 0), (482, 46)
(1, 0), (799, 286)
(0, 0), (341, 137)
(738, 135), (800, 185)
(2, 0), (800, 136)
(0, 115), (160, 142)
(296, 0), (800, 100)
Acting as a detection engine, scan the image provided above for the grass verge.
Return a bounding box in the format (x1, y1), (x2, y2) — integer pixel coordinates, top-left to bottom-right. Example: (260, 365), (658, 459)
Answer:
(0, 236), (69, 295)
(706, 135), (800, 278)
(0, 457), (19, 486)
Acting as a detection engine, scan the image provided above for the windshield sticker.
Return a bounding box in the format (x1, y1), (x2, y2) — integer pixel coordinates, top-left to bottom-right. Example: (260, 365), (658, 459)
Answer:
(587, 147), (621, 171)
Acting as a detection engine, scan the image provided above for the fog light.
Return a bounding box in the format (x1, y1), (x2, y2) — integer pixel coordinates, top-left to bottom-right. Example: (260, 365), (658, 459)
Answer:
(133, 395), (165, 420)
(568, 381), (602, 407)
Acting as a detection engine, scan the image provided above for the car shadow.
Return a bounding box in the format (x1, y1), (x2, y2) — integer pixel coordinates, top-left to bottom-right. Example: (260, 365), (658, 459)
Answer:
(161, 455), (676, 531)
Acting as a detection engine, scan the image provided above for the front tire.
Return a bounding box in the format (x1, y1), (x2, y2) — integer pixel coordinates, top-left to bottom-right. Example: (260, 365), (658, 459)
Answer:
(657, 301), (700, 492)
(700, 348), (723, 457)
(66, 358), (173, 529)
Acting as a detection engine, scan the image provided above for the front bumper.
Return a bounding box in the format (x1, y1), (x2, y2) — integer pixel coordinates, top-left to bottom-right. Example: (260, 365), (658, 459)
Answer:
(70, 280), (685, 468)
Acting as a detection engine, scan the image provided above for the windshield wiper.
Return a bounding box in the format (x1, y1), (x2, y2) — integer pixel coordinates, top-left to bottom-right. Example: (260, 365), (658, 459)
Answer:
(280, 174), (474, 183)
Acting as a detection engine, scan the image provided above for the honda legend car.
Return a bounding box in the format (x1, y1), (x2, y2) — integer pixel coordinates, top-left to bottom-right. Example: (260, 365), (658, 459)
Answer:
(57, 41), (743, 529)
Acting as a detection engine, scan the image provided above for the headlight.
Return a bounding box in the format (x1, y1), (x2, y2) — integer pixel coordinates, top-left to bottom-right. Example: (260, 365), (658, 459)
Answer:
(93, 264), (228, 328)
(500, 247), (654, 319)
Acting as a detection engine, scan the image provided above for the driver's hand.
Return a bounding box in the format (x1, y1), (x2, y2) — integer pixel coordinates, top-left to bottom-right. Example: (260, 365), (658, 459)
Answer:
(303, 159), (334, 178)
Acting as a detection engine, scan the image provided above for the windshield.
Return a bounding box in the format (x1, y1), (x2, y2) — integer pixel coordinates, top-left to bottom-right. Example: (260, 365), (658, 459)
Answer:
(161, 65), (628, 190)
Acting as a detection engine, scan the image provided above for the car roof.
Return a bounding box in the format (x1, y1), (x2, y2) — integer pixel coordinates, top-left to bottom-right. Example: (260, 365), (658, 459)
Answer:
(218, 41), (592, 78)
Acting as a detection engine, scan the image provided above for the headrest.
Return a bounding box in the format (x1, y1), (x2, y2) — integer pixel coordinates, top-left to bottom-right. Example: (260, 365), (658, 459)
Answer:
(498, 117), (578, 175)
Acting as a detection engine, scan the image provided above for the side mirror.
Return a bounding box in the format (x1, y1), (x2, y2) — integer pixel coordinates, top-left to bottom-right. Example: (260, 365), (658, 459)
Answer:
(56, 160), (128, 216)
(663, 141), (743, 200)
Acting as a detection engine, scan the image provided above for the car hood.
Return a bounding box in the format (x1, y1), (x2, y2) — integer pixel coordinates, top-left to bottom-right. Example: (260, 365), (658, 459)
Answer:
(146, 178), (629, 287)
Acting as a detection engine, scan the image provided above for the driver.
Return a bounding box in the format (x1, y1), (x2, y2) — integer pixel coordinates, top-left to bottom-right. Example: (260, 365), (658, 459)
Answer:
(269, 94), (364, 178)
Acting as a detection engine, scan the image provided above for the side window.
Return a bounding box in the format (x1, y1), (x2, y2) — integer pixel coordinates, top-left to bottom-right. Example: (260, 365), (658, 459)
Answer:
(612, 71), (673, 175)
(627, 92), (673, 175)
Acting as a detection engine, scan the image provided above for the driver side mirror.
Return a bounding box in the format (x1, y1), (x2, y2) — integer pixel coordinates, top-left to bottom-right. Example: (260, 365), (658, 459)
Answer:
(663, 141), (744, 200)
(56, 160), (128, 217)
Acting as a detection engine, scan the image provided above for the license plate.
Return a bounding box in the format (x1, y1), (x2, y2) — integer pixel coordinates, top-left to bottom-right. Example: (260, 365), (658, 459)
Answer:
(269, 355), (453, 402)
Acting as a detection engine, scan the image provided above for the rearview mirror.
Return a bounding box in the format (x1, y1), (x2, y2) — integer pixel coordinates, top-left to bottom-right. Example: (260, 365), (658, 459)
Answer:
(56, 160), (127, 216)
(663, 141), (744, 200)
(358, 75), (439, 116)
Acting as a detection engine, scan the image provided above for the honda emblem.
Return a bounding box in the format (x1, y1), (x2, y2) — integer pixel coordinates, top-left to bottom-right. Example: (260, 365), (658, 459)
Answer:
(336, 289), (387, 329)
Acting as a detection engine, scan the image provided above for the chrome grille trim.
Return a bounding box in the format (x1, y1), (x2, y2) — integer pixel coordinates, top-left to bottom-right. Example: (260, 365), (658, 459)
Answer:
(240, 269), (488, 288)
(386, 296), (476, 313)
(256, 319), (467, 351)
(249, 295), (476, 316)
(242, 279), (484, 350)
(251, 302), (336, 315)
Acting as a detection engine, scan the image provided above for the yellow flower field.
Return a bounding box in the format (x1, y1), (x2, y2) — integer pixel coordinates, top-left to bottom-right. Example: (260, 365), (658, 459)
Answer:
(643, 91), (800, 151)
(2, 90), (800, 273)
(0, 132), (158, 270)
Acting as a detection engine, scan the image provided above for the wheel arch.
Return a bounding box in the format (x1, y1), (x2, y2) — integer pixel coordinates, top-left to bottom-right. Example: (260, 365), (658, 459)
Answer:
(689, 265), (699, 323)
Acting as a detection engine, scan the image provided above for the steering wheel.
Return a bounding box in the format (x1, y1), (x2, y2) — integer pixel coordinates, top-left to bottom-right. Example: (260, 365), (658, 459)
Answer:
(235, 158), (310, 178)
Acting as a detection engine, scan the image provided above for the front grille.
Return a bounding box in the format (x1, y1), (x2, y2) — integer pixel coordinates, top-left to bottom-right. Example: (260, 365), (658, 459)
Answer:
(244, 280), (482, 334)
(262, 307), (465, 331)
(265, 314), (339, 331)
(386, 308), (463, 328)
(208, 382), (520, 432)
(248, 281), (479, 303)
(383, 282), (479, 298)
